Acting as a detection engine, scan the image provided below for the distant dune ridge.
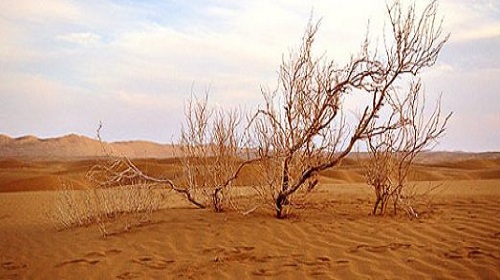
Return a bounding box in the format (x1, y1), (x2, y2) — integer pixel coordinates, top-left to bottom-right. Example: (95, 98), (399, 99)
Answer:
(1, 133), (500, 161)
(0, 134), (177, 159)
(0, 134), (499, 193)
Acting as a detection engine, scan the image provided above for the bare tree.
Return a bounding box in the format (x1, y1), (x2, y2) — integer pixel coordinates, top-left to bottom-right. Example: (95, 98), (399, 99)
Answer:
(365, 79), (452, 217)
(176, 94), (259, 212)
(252, 0), (449, 218)
(87, 95), (258, 213)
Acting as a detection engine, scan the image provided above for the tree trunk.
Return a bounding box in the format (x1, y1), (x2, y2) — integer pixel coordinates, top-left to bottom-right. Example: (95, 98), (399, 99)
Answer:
(380, 196), (389, 215)
(282, 158), (290, 192)
(276, 192), (287, 219)
(373, 197), (381, 215)
(213, 187), (223, 212)
(393, 184), (403, 215)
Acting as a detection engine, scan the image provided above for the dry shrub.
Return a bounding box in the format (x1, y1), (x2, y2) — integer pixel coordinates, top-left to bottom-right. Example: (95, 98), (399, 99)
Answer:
(250, 0), (449, 218)
(53, 180), (164, 236)
(364, 81), (451, 218)
(395, 181), (446, 218)
(174, 93), (261, 212)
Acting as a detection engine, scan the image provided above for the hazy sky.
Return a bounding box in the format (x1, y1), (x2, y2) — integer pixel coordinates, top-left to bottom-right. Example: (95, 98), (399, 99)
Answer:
(1, 0), (499, 152)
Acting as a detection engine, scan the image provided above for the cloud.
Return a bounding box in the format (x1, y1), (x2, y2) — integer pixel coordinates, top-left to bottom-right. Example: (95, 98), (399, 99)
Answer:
(441, 0), (500, 43)
(452, 25), (500, 42)
(57, 32), (102, 45)
(0, 0), (499, 150)
(98, 0), (389, 107)
(0, 0), (81, 23)
(0, 72), (91, 137)
(422, 66), (500, 151)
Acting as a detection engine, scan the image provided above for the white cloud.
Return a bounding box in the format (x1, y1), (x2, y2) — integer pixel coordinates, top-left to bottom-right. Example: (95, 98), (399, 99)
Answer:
(0, 0), (81, 23)
(441, 0), (500, 43)
(99, 0), (391, 108)
(57, 32), (102, 45)
(0, 0), (499, 150)
(452, 25), (499, 42)
(0, 72), (90, 137)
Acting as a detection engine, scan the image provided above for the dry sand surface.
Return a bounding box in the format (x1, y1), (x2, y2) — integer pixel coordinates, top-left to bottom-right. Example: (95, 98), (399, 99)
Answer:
(1, 156), (500, 279)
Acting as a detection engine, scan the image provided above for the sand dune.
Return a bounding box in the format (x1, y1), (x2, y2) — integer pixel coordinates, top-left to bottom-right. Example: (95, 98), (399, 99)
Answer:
(1, 181), (499, 279)
(0, 134), (178, 159)
(1, 134), (499, 278)
(1, 152), (499, 192)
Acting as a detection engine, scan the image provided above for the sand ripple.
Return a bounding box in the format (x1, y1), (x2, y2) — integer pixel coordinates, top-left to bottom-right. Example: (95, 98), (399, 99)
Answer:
(1, 180), (499, 279)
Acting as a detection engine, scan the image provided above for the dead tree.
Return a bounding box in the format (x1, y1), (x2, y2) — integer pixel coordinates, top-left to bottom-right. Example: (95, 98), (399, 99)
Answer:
(176, 94), (258, 212)
(87, 95), (258, 212)
(252, 0), (449, 218)
(365, 80), (451, 217)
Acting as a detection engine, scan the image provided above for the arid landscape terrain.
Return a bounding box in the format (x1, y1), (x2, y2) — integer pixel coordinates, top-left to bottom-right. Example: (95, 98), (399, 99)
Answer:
(1, 134), (499, 279)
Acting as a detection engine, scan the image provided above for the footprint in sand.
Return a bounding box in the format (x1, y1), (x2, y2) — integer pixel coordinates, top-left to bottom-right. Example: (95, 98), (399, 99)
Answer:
(116, 271), (142, 279)
(1, 260), (27, 280)
(84, 252), (106, 258)
(204, 245), (256, 263)
(56, 249), (123, 268)
(252, 268), (278, 277)
(444, 246), (500, 260)
(2, 260), (27, 270)
(316, 256), (331, 262)
(234, 246), (255, 252)
(348, 242), (412, 253)
(56, 258), (100, 267)
(336, 259), (350, 265)
(132, 256), (175, 270)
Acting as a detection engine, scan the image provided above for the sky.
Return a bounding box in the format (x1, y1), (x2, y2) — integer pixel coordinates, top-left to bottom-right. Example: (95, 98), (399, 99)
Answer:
(0, 0), (499, 152)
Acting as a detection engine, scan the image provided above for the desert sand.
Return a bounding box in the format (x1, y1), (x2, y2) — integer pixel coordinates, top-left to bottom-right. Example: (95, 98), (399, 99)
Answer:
(1, 152), (500, 279)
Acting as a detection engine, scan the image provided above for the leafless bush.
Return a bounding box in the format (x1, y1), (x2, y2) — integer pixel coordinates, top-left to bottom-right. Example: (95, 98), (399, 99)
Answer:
(174, 93), (260, 212)
(52, 124), (166, 236)
(364, 80), (451, 217)
(83, 95), (260, 214)
(53, 180), (163, 236)
(251, 0), (449, 218)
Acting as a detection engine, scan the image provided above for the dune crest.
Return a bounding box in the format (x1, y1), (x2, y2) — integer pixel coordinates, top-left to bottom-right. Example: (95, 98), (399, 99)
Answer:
(0, 134), (177, 159)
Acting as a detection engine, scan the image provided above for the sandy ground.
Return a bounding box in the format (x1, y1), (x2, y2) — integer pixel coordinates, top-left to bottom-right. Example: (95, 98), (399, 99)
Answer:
(1, 178), (499, 279)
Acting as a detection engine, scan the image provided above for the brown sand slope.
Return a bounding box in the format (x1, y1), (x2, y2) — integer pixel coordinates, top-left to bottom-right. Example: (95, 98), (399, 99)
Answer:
(1, 180), (499, 279)
(0, 158), (188, 192)
(0, 159), (94, 192)
(1, 153), (499, 192)
(0, 134), (178, 159)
